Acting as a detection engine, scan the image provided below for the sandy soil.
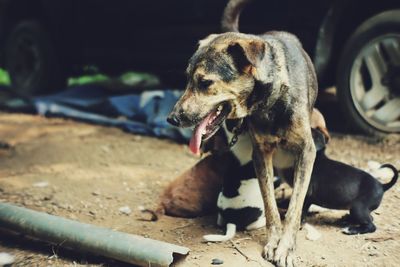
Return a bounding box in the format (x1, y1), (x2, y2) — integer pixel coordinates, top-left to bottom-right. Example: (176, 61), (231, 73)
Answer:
(0, 113), (399, 267)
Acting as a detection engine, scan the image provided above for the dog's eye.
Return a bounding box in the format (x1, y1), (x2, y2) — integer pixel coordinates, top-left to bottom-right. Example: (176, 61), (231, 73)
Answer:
(198, 79), (213, 90)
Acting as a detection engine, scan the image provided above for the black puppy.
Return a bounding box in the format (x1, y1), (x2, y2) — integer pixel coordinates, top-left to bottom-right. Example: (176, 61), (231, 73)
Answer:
(279, 130), (399, 235)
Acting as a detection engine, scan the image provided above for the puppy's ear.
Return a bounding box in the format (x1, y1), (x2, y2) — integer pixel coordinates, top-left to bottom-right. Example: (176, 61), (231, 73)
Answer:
(227, 40), (265, 72)
(311, 128), (327, 151)
(311, 108), (331, 143)
(316, 126), (330, 144)
(202, 129), (229, 153)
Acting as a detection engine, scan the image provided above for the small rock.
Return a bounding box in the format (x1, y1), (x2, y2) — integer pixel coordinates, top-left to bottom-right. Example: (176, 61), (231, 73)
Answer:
(33, 181), (49, 188)
(92, 191), (100, 196)
(43, 196), (52, 201)
(119, 206), (132, 215)
(23, 200), (34, 206)
(211, 258), (224, 265)
(0, 142), (11, 149)
(132, 136), (142, 141)
(0, 252), (15, 266)
(100, 145), (111, 153)
(304, 223), (321, 241)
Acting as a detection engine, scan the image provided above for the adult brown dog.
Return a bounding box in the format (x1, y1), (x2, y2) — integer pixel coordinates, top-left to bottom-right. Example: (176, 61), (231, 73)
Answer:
(167, 2), (318, 267)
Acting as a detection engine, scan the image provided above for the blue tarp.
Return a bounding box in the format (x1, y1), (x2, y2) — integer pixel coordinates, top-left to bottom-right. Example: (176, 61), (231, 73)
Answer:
(33, 85), (192, 142)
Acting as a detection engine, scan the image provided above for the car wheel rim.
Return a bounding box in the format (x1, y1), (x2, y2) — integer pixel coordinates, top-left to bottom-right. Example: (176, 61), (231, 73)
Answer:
(350, 34), (400, 133)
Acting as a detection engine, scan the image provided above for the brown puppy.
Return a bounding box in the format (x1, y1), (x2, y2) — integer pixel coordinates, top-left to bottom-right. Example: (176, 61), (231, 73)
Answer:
(167, 4), (318, 266)
(159, 152), (234, 218)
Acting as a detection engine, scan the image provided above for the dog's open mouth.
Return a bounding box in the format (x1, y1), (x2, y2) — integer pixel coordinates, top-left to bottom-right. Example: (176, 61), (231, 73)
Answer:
(189, 103), (230, 155)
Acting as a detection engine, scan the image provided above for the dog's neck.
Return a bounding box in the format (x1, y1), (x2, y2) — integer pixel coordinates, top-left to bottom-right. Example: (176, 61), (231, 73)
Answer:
(246, 36), (293, 118)
(249, 100), (293, 137)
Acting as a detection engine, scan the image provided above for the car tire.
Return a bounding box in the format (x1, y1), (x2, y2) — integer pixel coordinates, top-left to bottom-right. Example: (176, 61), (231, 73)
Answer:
(5, 20), (66, 96)
(337, 10), (400, 136)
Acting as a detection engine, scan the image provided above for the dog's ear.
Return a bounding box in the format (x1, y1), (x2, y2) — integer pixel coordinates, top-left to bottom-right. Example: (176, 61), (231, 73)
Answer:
(311, 128), (327, 151)
(198, 34), (219, 49)
(227, 40), (265, 72)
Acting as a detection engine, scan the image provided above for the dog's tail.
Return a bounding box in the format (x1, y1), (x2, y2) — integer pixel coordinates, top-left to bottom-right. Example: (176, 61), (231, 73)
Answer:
(221, 0), (253, 32)
(379, 164), (399, 191)
(203, 223), (237, 242)
(138, 206), (165, 222)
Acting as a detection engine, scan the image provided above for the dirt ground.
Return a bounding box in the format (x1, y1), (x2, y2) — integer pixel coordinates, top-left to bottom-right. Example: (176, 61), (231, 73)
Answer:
(0, 112), (399, 267)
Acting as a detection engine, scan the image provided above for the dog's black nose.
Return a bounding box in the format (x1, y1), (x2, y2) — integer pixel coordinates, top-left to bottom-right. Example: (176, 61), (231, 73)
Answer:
(167, 115), (180, 127)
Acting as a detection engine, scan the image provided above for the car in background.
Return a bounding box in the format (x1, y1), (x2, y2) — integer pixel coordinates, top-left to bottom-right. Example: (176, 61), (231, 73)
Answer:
(0, 0), (399, 136)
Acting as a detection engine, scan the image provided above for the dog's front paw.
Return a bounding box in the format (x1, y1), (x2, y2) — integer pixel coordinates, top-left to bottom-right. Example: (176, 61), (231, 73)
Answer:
(263, 231), (296, 267)
(262, 227), (281, 262)
(273, 233), (296, 267)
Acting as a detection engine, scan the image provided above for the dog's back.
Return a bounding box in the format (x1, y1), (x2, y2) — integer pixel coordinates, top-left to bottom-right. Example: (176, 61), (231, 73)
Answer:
(302, 150), (398, 211)
(261, 31), (318, 110)
(308, 152), (382, 209)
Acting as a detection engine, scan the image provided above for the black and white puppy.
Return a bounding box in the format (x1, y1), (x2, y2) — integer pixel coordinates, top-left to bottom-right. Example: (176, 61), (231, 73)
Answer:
(203, 124), (280, 242)
(280, 130), (399, 235)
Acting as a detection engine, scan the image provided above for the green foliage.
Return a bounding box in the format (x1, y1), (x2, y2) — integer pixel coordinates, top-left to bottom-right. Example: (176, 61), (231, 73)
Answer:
(68, 71), (160, 88)
(119, 71), (160, 87)
(68, 74), (110, 86)
(0, 69), (10, 85)
(0, 68), (160, 88)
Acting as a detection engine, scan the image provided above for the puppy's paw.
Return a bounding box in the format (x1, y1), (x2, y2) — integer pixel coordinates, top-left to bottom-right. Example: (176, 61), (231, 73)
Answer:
(342, 224), (376, 235)
(342, 226), (357, 235)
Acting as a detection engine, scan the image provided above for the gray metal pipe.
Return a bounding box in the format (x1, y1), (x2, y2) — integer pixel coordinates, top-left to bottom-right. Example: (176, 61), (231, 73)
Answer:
(0, 203), (189, 266)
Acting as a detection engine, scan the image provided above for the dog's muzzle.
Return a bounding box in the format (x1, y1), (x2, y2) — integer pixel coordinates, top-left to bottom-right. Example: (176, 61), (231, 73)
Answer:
(166, 114), (181, 127)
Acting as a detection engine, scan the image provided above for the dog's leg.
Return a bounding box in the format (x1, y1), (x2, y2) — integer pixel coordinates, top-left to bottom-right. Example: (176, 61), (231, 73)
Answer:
(249, 127), (283, 262)
(275, 132), (316, 267)
(301, 198), (312, 223)
(217, 213), (224, 226)
(342, 201), (376, 235)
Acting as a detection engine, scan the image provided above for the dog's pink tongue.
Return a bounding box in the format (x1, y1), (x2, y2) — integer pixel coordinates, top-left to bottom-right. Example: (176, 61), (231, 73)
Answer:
(189, 113), (213, 156)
